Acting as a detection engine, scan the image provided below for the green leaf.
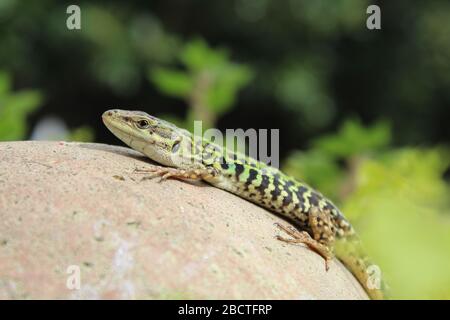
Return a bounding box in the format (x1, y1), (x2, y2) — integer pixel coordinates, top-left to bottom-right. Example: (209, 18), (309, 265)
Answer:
(150, 68), (193, 98)
(0, 89), (43, 141)
(313, 118), (391, 158)
(180, 38), (227, 72)
(206, 64), (253, 114)
(68, 126), (95, 142)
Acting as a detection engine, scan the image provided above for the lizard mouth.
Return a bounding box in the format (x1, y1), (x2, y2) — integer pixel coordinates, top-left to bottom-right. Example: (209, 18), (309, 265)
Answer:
(102, 110), (137, 145)
(102, 110), (119, 127)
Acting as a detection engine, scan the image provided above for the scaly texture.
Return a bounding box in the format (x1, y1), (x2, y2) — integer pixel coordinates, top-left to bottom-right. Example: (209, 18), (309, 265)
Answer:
(102, 109), (385, 299)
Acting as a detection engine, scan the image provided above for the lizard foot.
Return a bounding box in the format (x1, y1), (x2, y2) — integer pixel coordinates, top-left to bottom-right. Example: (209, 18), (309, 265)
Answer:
(274, 223), (333, 271)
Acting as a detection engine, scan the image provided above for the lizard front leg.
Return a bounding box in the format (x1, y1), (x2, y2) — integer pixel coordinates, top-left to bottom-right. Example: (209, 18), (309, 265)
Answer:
(134, 165), (217, 181)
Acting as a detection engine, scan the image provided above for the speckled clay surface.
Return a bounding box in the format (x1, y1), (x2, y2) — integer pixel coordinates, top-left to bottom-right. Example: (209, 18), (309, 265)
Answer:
(0, 141), (368, 299)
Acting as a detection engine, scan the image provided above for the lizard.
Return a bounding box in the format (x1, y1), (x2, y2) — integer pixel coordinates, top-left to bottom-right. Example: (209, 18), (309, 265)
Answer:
(102, 109), (385, 300)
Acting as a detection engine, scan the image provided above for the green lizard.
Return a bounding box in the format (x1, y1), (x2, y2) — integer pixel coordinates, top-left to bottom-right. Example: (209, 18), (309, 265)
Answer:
(102, 109), (385, 300)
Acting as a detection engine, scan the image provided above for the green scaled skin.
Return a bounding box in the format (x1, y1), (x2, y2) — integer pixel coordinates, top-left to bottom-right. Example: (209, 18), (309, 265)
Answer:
(102, 109), (385, 300)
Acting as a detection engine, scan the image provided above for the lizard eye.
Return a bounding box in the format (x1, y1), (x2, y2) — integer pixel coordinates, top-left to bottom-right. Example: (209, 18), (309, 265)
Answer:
(137, 119), (150, 129)
(171, 139), (181, 153)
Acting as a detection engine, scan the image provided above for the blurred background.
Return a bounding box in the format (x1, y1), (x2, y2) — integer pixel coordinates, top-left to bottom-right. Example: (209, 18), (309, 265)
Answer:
(0, 0), (449, 299)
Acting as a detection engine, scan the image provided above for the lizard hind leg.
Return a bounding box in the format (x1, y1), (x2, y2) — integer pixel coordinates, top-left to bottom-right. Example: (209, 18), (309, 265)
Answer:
(308, 206), (337, 246)
(274, 222), (334, 271)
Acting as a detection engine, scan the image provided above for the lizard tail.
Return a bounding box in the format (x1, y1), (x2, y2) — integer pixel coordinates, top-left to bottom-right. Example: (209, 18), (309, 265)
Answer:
(335, 236), (387, 300)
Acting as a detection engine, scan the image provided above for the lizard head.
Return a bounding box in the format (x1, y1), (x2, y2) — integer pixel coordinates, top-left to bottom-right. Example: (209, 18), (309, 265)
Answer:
(102, 109), (196, 168)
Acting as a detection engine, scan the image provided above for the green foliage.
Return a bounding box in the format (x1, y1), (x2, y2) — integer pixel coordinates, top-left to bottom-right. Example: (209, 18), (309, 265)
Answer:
(68, 126), (95, 142)
(0, 1), (449, 145)
(290, 0), (369, 37)
(312, 118), (391, 158)
(344, 148), (450, 299)
(151, 69), (193, 97)
(0, 72), (42, 141)
(77, 5), (180, 95)
(0, 71), (92, 142)
(283, 119), (450, 299)
(150, 38), (253, 129)
(284, 119), (391, 199)
(275, 60), (335, 129)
